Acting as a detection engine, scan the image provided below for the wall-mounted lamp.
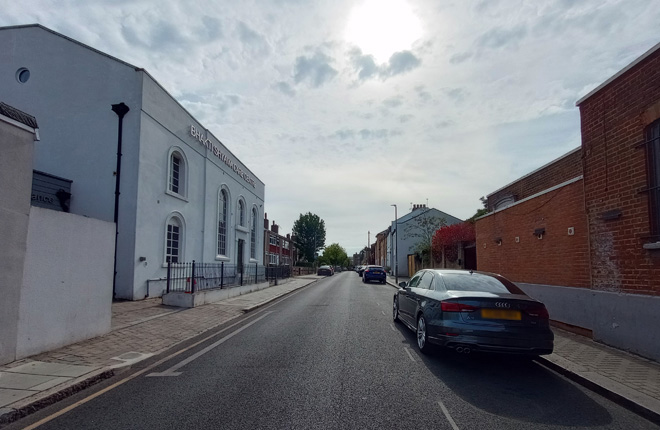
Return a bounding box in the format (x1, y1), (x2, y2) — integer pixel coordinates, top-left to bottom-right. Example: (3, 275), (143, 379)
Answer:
(139, 256), (147, 262)
(534, 228), (545, 240)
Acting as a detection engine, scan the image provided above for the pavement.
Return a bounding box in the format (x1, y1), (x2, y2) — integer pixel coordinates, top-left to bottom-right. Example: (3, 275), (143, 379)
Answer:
(1, 273), (659, 427)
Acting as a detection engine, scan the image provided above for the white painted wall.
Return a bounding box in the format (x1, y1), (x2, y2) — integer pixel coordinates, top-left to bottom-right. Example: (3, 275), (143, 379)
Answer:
(1, 25), (265, 300)
(17, 207), (115, 359)
(0, 113), (36, 365)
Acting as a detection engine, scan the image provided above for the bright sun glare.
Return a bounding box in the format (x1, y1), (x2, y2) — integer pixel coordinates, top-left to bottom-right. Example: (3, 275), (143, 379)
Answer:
(345, 0), (422, 64)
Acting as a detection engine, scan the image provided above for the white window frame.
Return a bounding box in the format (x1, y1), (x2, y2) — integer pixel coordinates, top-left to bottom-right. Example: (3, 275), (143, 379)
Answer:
(250, 207), (258, 260)
(217, 187), (230, 259)
(166, 147), (188, 200)
(164, 212), (185, 265)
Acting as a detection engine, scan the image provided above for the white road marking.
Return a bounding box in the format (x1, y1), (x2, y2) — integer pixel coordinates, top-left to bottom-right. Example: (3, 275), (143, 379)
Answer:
(23, 286), (314, 429)
(381, 310), (386, 316)
(390, 324), (397, 332)
(404, 347), (416, 362)
(147, 312), (272, 377)
(438, 400), (460, 430)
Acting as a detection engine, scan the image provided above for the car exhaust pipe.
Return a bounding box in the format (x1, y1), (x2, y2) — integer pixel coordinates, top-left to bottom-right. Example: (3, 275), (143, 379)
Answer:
(455, 345), (472, 354)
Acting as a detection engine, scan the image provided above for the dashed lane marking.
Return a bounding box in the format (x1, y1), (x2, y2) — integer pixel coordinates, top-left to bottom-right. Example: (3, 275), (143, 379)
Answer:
(438, 400), (460, 430)
(147, 312), (272, 377)
(404, 347), (416, 362)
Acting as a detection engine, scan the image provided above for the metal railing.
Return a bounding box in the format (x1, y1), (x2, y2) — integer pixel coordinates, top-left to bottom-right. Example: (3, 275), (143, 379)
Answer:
(165, 261), (292, 294)
(265, 265), (291, 283)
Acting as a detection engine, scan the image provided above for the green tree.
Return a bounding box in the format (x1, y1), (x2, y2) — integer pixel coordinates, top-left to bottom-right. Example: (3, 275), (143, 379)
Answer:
(403, 214), (447, 267)
(292, 212), (326, 263)
(321, 243), (348, 267)
(467, 196), (489, 222)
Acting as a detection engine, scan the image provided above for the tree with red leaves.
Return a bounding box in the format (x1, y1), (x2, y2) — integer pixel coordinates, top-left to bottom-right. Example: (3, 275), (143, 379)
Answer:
(432, 222), (476, 264)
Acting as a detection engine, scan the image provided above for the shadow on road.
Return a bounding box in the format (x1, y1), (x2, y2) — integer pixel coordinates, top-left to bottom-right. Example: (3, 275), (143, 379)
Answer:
(394, 323), (613, 427)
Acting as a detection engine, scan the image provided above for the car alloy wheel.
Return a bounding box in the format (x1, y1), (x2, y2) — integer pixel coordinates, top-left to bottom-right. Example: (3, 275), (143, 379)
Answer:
(393, 298), (400, 322)
(417, 315), (429, 354)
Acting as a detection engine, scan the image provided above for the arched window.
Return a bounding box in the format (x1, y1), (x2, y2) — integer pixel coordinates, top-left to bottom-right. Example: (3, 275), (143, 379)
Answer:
(250, 207), (258, 259)
(165, 214), (184, 263)
(238, 199), (246, 227)
(167, 148), (187, 198)
(218, 189), (228, 256)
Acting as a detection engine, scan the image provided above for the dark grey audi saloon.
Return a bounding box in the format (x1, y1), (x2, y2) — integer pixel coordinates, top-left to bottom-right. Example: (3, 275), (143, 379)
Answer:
(393, 269), (554, 356)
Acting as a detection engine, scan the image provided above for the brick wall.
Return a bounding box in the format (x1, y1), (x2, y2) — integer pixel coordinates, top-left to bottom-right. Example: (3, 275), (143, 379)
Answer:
(476, 179), (590, 287)
(578, 46), (660, 296)
(487, 149), (582, 211)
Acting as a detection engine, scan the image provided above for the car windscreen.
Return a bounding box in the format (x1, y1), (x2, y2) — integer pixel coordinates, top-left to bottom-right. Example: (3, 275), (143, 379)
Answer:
(440, 273), (525, 295)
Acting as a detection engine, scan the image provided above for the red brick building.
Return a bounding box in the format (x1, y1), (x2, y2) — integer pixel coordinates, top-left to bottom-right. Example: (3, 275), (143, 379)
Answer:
(476, 42), (660, 361)
(263, 214), (295, 267)
(375, 228), (389, 268)
(578, 44), (660, 295)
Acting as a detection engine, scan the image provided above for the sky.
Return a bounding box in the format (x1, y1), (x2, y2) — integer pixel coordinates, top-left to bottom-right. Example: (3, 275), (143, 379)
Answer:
(3, 0), (660, 256)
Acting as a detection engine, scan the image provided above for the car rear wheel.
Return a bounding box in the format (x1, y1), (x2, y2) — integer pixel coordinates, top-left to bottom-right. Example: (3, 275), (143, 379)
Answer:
(417, 315), (430, 354)
(393, 298), (400, 322)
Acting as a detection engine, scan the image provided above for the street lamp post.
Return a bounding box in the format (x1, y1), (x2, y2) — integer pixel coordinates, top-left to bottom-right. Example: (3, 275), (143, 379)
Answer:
(391, 204), (398, 286)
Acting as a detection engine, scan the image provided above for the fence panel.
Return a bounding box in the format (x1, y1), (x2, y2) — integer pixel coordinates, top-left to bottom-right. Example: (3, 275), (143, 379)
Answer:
(166, 261), (288, 293)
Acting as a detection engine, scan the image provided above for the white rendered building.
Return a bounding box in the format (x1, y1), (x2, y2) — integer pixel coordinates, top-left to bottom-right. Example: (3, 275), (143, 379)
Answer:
(1, 24), (265, 300)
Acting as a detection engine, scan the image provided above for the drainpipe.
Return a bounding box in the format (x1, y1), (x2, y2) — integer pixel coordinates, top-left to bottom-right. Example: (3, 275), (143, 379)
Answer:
(111, 103), (130, 299)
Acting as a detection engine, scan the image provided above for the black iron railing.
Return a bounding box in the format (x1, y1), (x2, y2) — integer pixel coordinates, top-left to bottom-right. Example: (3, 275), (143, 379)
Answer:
(166, 261), (293, 293)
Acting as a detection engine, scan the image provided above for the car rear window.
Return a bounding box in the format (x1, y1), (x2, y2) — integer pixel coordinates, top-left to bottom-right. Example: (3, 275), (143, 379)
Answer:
(440, 273), (525, 295)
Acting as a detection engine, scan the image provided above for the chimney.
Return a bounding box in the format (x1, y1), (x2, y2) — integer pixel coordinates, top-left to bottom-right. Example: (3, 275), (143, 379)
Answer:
(264, 213), (269, 229)
(271, 221), (279, 234)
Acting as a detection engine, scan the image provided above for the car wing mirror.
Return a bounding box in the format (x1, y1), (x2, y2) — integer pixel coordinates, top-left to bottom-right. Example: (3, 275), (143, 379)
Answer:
(398, 281), (408, 288)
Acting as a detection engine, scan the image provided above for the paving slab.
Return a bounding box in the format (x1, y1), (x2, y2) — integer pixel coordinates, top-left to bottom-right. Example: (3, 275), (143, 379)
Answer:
(4, 362), (99, 378)
(0, 372), (63, 391)
(0, 388), (36, 408)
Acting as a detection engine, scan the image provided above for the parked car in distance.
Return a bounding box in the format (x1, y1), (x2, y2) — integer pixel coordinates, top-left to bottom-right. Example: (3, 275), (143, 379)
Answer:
(363, 265), (386, 284)
(393, 269), (553, 356)
(357, 266), (367, 276)
(317, 265), (333, 276)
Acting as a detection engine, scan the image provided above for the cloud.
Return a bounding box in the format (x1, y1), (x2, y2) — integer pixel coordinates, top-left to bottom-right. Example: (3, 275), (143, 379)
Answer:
(331, 129), (356, 140)
(475, 24), (527, 51)
(274, 81), (296, 97)
(383, 51), (421, 76)
(383, 96), (404, 108)
(415, 86), (432, 103)
(329, 128), (403, 141)
(198, 15), (223, 42)
(450, 51), (473, 64)
(350, 51), (379, 80)
(349, 49), (422, 82)
(293, 52), (338, 87)
(236, 21), (271, 59)
(444, 87), (468, 103)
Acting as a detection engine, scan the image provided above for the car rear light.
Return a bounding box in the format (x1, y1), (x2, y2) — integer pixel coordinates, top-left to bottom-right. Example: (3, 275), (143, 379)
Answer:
(526, 307), (550, 319)
(441, 301), (478, 312)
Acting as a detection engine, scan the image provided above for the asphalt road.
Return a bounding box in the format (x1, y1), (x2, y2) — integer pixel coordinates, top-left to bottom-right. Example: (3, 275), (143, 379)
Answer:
(9, 272), (658, 429)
